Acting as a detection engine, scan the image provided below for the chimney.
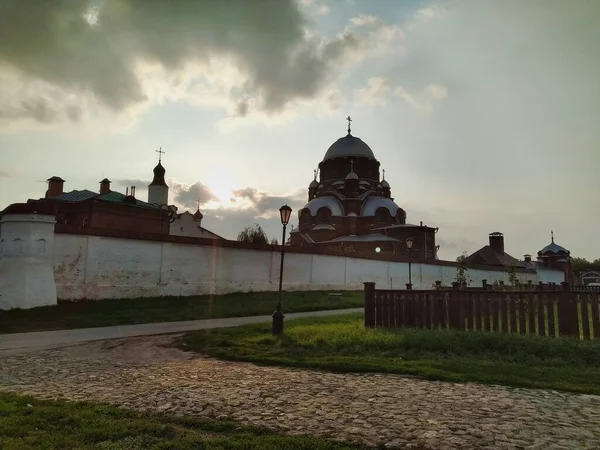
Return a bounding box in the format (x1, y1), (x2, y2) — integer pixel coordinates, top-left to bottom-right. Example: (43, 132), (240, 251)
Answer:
(99, 178), (111, 195)
(489, 232), (504, 254)
(523, 254), (532, 262)
(46, 176), (65, 198)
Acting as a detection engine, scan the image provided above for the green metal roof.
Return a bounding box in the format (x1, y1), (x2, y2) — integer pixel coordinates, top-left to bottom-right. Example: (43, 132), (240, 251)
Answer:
(52, 190), (157, 209)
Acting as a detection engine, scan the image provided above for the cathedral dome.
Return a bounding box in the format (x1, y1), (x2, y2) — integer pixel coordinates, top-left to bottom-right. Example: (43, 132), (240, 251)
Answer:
(323, 134), (376, 162)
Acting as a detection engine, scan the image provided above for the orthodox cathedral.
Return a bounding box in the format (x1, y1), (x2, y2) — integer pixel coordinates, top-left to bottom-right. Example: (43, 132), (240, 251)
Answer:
(289, 119), (438, 260)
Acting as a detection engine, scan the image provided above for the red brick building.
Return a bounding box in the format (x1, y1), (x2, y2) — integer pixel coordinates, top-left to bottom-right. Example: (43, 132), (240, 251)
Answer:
(289, 125), (438, 260)
(4, 176), (173, 235)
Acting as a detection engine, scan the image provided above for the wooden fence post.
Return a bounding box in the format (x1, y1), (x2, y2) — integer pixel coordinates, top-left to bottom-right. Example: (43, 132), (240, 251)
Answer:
(364, 282), (376, 328)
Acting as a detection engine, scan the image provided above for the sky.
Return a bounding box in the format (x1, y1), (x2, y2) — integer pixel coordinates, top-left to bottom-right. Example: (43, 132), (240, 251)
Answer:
(0, 0), (599, 261)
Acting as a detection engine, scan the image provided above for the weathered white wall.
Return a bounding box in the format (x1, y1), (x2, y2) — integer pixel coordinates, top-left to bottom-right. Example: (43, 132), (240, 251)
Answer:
(49, 233), (562, 301)
(0, 214), (58, 309)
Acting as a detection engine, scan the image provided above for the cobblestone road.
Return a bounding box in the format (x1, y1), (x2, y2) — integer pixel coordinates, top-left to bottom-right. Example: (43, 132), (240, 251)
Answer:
(1, 336), (599, 449)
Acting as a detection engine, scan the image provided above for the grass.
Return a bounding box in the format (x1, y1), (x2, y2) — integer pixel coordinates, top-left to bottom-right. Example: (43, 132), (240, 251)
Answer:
(0, 291), (361, 334)
(0, 392), (366, 450)
(178, 313), (600, 395)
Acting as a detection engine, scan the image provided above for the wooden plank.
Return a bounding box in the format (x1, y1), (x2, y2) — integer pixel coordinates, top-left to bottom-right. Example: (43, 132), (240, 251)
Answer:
(558, 292), (576, 338)
(502, 294), (511, 333)
(431, 292), (441, 330)
(580, 294), (591, 340)
(459, 291), (466, 331)
(535, 294), (544, 336)
(464, 292), (474, 331)
(518, 294), (527, 335)
(364, 290), (375, 327)
(375, 293), (384, 327)
(527, 295), (536, 336)
(448, 293), (460, 330)
(445, 293), (451, 329)
(394, 292), (404, 328)
(508, 294), (518, 335)
(546, 294), (556, 338)
(591, 295), (600, 340)
(489, 294), (498, 332)
(421, 292), (428, 329)
(473, 293), (481, 332)
(381, 292), (389, 328)
(480, 293), (490, 332)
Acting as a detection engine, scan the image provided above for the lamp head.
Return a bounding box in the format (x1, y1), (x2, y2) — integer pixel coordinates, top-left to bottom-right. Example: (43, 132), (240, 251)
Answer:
(279, 204), (292, 225)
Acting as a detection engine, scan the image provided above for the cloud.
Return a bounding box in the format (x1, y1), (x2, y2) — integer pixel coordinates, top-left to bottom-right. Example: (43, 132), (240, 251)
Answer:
(0, 169), (15, 178)
(187, 186), (306, 242)
(354, 77), (391, 106)
(297, 0), (330, 16)
(354, 77), (447, 111)
(0, 1), (403, 127)
(171, 181), (217, 210)
(230, 187), (306, 217)
(416, 5), (447, 22)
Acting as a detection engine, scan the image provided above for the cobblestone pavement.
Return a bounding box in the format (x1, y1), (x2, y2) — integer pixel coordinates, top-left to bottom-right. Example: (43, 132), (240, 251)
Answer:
(1, 336), (599, 450)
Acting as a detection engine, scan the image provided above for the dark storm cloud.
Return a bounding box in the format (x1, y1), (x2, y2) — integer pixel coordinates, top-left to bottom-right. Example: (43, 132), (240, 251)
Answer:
(0, 0), (368, 123)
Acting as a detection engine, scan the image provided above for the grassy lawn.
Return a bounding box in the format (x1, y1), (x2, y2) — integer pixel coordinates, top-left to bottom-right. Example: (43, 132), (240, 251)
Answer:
(178, 313), (600, 395)
(0, 392), (366, 450)
(0, 291), (361, 334)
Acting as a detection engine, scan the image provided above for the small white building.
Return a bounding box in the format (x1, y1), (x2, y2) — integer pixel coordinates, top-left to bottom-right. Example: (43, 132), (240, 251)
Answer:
(169, 208), (224, 240)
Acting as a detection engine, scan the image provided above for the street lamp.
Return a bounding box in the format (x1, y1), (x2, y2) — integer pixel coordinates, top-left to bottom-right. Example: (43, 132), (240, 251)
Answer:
(406, 237), (414, 290)
(272, 204), (292, 335)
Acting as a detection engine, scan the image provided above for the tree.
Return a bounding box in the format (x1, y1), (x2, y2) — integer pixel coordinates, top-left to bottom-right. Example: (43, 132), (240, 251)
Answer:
(237, 224), (268, 245)
(572, 257), (600, 275)
(455, 252), (470, 287)
(270, 238), (278, 245)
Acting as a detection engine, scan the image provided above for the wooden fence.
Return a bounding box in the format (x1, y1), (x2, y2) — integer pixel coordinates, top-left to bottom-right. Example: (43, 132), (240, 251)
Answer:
(363, 282), (600, 340)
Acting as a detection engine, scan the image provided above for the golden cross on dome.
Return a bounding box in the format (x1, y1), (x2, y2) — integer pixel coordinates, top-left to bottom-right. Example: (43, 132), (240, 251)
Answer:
(156, 147), (165, 162)
(346, 116), (352, 134)
(551, 230), (554, 243)
(196, 198), (201, 210)
(382, 168), (386, 180)
(313, 169), (317, 180)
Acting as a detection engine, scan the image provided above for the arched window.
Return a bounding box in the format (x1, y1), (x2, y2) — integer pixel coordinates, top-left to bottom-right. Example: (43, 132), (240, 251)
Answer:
(300, 209), (311, 224)
(13, 238), (23, 255)
(36, 239), (46, 255)
(396, 209), (407, 225)
(375, 207), (390, 223)
(316, 207), (332, 223)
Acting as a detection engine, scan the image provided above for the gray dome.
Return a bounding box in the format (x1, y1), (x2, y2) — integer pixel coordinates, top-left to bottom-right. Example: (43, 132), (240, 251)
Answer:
(323, 134), (376, 161)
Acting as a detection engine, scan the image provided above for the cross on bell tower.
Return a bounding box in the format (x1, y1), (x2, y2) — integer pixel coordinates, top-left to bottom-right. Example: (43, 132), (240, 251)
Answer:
(346, 116), (352, 134)
(156, 147), (165, 163)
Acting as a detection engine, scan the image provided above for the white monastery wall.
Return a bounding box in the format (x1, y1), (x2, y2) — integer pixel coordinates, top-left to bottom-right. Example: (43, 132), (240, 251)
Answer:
(48, 233), (561, 301)
(0, 219), (566, 308)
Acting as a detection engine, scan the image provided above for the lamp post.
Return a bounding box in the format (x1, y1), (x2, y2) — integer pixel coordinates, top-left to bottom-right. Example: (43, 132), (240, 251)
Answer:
(272, 204), (292, 335)
(406, 237), (414, 290)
